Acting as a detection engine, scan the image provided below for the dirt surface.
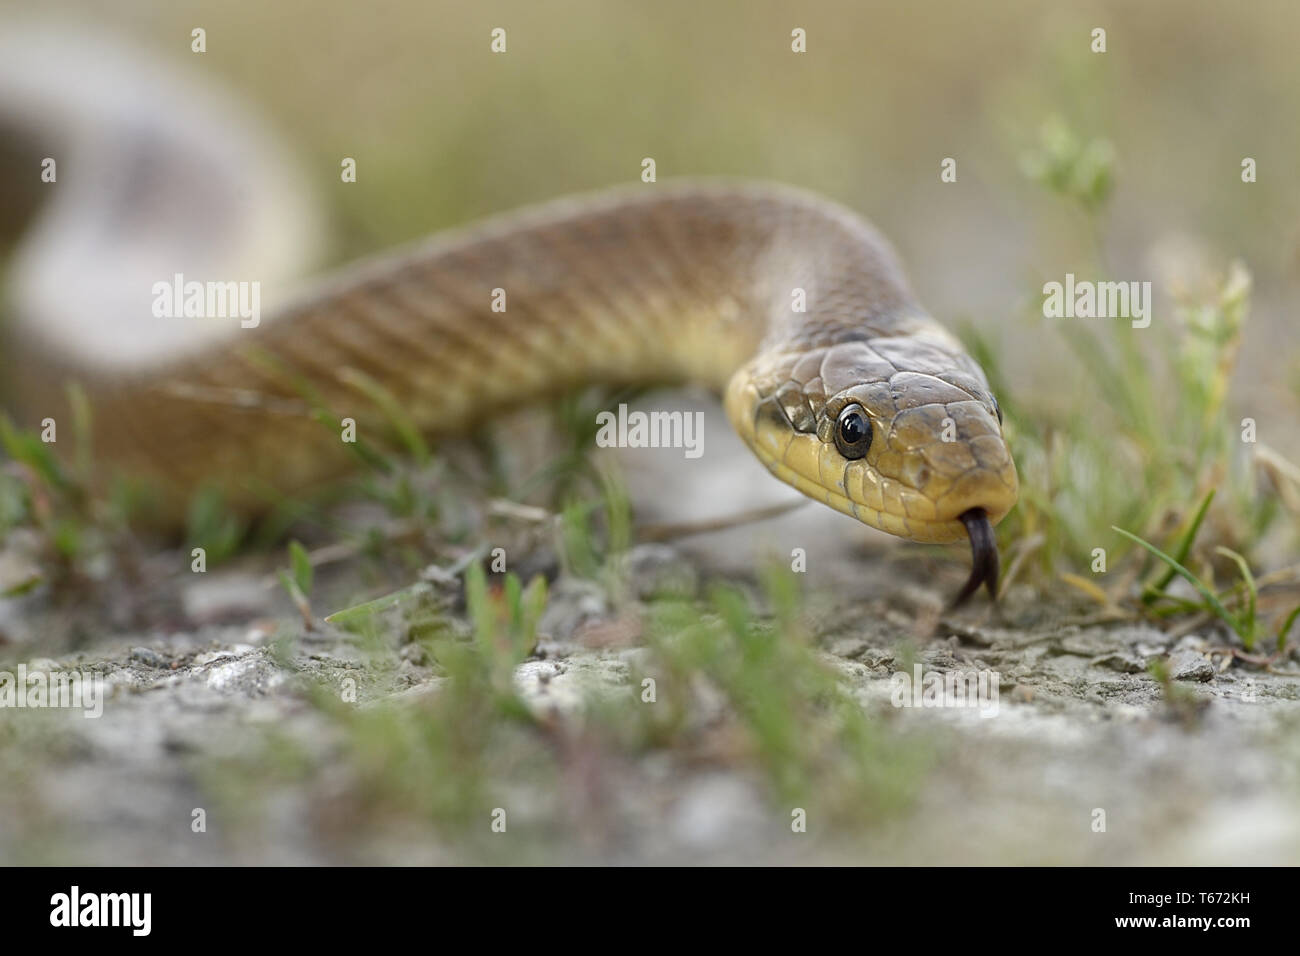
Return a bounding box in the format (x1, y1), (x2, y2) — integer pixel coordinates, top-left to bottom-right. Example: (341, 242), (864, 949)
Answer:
(3, 572), (1299, 865)
(3, 401), (1298, 866)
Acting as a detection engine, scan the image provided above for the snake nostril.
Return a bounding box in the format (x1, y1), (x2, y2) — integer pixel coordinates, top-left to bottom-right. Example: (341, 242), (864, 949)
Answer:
(915, 466), (931, 487)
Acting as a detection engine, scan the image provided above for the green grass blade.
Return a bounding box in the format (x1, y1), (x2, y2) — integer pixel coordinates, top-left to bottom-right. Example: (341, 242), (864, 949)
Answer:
(1213, 547), (1257, 649)
(1112, 525), (1241, 640)
(1142, 488), (1215, 604)
(288, 539), (314, 597)
(338, 368), (431, 466)
(324, 582), (433, 630)
(1276, 603), (1300, 653)
(464, 562), (494, 648)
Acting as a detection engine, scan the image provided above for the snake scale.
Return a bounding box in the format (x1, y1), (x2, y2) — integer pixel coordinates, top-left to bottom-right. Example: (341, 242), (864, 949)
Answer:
(0, 27), (1018, 604)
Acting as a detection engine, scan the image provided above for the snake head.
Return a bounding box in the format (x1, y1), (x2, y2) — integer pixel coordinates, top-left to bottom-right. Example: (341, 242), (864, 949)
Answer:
(725, 329), (1018, 599)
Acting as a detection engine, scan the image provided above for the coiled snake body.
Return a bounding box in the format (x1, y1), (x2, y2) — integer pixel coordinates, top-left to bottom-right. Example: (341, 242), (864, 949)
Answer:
(0, 28), (1017, 603)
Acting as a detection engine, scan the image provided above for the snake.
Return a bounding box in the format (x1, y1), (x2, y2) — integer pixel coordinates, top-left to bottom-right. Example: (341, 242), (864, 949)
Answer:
(0, 26), (1017, 605)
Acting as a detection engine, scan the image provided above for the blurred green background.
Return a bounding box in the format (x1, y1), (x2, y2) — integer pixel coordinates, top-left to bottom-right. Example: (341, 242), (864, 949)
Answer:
(9, 0), (1294, 440)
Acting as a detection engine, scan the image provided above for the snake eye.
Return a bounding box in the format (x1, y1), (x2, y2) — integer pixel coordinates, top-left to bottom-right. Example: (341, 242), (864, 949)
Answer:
(834, 404), (872, 460)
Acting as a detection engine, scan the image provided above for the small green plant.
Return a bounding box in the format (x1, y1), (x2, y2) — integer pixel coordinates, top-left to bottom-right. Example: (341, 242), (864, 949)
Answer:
(966, 114), (1292, 617)
(1020, 114), (1115, 214)
(641, 566), (927, 818)
(0, 391), (138, 587)
(304, 565), (550, 835)
(555, 465), (633, 596)
(463, 562), (548, 667)
(1114, 523), (1300, 653)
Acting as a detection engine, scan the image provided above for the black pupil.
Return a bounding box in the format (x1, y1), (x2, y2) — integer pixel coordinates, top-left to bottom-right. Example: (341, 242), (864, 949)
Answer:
(840, 412), (866, 444)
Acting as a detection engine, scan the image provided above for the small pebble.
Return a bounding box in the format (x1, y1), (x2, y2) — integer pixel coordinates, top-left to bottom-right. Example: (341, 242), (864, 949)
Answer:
(130, 646), (168, 668)
(1168, 648), (1215, 682)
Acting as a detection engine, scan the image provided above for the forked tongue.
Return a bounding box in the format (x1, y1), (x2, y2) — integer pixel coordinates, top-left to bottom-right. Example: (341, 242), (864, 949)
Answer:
(951, 507), (999, 608)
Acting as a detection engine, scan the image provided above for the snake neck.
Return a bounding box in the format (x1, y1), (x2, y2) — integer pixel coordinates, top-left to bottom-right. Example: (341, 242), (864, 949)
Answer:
(8, 177), (929, 522)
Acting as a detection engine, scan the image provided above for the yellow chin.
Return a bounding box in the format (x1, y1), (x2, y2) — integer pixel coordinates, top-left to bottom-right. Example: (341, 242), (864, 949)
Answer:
(756, 448), (974, 543)
(745, 425), (1015, 547)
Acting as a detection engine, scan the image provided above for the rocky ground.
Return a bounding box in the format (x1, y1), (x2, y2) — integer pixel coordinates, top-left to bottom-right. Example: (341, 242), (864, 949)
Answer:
(2, 399), (1298, 865)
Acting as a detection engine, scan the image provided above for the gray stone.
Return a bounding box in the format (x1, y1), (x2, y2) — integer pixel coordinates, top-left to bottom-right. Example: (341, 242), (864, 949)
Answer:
(1168, 648), (1215, 682)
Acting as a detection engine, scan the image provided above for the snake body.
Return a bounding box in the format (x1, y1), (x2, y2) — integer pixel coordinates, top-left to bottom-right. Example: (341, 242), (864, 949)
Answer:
(1, 28), (1017, 600)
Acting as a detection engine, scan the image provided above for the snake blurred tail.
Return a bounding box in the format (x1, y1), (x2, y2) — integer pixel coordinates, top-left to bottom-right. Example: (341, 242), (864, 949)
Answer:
(0, 30), (1017, 604)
